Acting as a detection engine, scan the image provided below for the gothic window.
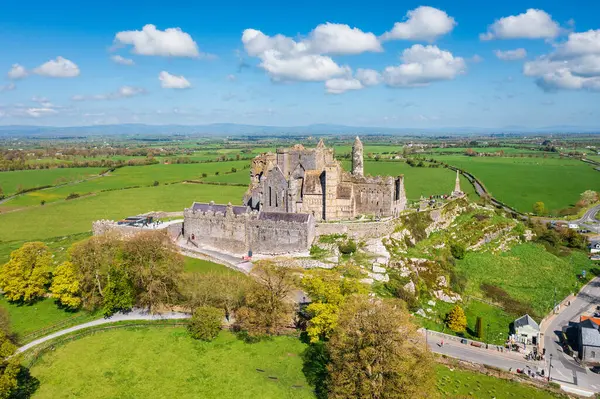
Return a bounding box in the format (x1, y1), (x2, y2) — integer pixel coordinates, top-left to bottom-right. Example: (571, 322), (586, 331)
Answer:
(269, 186), (272, 207)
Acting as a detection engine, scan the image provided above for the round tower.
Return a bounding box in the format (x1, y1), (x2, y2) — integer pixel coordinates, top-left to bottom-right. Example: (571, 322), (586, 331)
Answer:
(352, 136), (364, 176)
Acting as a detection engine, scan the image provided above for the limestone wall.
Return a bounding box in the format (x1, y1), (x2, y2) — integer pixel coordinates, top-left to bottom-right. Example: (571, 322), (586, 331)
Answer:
(248, 217), (315, 255)
(183, 208), (252, 254)
(315, 219), (396, 240)
(92, 220), (149, 238)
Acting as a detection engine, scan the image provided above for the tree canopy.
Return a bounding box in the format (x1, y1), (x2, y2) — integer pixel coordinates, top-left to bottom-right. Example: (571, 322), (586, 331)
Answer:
(0, 242), (52, 303)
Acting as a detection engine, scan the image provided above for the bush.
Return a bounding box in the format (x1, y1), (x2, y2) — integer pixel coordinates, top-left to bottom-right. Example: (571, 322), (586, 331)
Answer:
(450, 243), (466, 260)
(188, 306), (224, 341)
(201, 173), (207, 178)
(449, 270), (468, 294)
(153, 180), (159, 186)
(338, 240), (357, 255)
(475, 316), (484, 339)
(65, 193), (80, 200)
(231, 167), (237, 173)
(40, 200), (46, 206)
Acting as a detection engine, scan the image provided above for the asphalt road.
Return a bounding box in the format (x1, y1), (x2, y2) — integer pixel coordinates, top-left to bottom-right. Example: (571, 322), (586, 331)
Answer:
(543, 277), (600, 392)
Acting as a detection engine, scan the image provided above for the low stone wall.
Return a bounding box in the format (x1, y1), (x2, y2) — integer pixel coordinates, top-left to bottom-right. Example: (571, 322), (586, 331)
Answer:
(315, 219), (396, 240)
(92, 220), (182, 239)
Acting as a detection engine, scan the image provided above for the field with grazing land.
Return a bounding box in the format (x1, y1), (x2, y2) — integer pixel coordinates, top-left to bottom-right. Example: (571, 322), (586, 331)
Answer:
(0, 183), (246, 242)
(431, 155), (599, 213)
(0, 167), (105, 196)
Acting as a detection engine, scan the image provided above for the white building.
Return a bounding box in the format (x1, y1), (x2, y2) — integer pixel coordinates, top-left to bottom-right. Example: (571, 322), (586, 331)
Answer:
(513, 314), (540, 345)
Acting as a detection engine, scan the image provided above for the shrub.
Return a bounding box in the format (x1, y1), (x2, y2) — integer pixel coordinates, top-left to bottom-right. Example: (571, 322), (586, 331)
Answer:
(152, 180), (159, 186)
(450, 243), (466, 260)
(338, 240), (357, 255)
(65, 193), (80, 200)
(40, 200), (46, 206)
(475, 316), (484, 339)
(446, 305), (467, 333)
(201, 173), (207, 178)
(188, 306), (224, 341)
(449, 270), (468, 294)
(231, 167), (237, 173)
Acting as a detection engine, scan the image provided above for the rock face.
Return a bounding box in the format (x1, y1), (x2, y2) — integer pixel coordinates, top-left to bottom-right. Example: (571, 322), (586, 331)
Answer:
(403, 280), (416, 294)
(433, 290), (462, 303)
(372, 265), (387, 274)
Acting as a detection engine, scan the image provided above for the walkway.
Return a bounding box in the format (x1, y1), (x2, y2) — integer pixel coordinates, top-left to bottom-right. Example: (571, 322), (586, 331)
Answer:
(16, 309), (190, 354)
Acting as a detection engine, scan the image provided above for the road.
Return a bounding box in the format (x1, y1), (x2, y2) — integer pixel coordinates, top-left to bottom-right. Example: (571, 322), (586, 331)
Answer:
(543, 277), (600, 392)
(16, 309), (191, 354)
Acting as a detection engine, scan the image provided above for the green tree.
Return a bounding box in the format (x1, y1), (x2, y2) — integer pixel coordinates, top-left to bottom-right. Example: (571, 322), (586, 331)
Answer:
(446, 305), (467, 333)
(327, 296), (436, 399)
(533, 201), (546, 215)
(184, 273), (249, 319)
(50, 261), (82, 309)
(0, 242), (52, 303)
(475, 316), (484, 339)
(188, 306), (224, 341)
(580, 190), (599, 206)
(0, 185), (4, 199)
(102, 265), (135, 317)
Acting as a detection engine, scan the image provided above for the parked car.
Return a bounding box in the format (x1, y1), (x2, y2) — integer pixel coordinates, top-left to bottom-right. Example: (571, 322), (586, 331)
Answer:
(591, 366), (600, 374)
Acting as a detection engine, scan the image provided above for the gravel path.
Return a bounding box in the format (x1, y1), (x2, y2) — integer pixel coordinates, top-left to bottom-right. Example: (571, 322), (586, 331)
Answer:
(16, 308), (190, 354)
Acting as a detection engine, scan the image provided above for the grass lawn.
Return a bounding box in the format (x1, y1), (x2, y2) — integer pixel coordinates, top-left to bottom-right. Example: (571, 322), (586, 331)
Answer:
(0, 167), (105, 197)
(184, 257), (239, 275)
(30, 328), (314, 399)
(0, 183), (246, 242)
(340, 160), (477, 201)
(3, 161), (250, 208)
(431, 155), (600, 213)
(456, 243), (593, 316)
(435, 365), (562, 399)
(0, 296), (95, 344)
(28, 327), (561, 399)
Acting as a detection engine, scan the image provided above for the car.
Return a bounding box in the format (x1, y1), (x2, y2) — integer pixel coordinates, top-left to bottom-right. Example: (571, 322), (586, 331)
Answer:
(591, 366), (600, 374)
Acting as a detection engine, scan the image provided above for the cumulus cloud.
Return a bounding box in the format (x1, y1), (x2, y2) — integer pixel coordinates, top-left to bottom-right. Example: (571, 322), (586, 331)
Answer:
(114, 24), (208, 58)
(159, 71), (191, 89)
(111, 55), (135, 65)
(381, 6), (456, 42)
(241, 24), (381, 82)
(355, 68), (381, 86)
(72, 86), (146, 101)
(524, 29), (600, 91)
(470, 54), (484, 63)
(495, 48), (527, 61)
(33, 57), (80, 78)
(480, 9), (560, 40)
(382, 44), (466, 87)
(325, 77), (364, 94)
(7, 64), (27, 80)
(0, 83), (16, 92)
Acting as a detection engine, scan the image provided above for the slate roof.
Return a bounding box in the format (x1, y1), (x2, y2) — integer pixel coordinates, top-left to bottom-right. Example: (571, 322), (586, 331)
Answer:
(191, 202), (249, 215)
(581, 319), (600, 347)
(514, 314), (539, 331)
(259, 212), (311, 223)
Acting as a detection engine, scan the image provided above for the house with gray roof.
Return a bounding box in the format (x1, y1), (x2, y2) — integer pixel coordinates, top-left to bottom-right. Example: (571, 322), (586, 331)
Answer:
(513, 314), (540, 345)
(579, 318), (600, 365)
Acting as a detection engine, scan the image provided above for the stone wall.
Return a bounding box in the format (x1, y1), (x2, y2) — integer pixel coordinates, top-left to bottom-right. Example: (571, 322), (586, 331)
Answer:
(92, 220), (180, 238)
(183, 208), (251, 254)
(315, 218), (396, 240)
(248, 217), (315, 255)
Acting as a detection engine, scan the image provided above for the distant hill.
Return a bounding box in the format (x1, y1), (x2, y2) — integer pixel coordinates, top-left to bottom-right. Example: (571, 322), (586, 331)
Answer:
(0, 123), (598, 137)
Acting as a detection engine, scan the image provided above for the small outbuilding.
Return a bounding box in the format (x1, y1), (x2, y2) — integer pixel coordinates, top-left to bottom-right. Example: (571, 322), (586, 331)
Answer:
(590, 241), (600, 254)
(579, 318), (600, 365)
(513, 314), (540, 345)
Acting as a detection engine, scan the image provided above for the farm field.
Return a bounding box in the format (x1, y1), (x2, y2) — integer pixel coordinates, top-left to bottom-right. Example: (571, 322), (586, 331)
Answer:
(27, 327), (561, 399)
(0, 183), (246, 242)
(2, 161), (250, 209)
(0, 167), (105, 196)
(431, 155), (600, 213)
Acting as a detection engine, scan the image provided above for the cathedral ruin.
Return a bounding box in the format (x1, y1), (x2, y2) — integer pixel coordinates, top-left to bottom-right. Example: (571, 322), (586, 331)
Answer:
(243, 137), (407, 221)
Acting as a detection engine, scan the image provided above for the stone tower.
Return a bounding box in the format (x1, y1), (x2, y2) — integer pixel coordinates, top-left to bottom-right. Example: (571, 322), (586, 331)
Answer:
(352, 136), (364, 176)
(452, 170), (463, 196)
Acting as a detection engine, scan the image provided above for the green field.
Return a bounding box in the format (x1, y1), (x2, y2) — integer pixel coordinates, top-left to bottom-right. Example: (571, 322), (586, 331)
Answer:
(28, 327), (560, 399)
(30, 329), (313, 399)
(3, 162), (250, 209)
(0, 167), (105, 196)
(431, 155), (600, 213)
(457, 243), (592, 316)
(183, 257), (238, 275)
(0, 183), (246, 242)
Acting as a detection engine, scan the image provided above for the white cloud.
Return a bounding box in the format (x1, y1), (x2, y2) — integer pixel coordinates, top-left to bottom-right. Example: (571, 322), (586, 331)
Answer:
(495, 48), (527, 61)
(382, 44), (466, 87)
(523, 29), (600, 91)
(26, 108), (58, 118)
(226, 74), (236, 81)
(7, 64), (27, 80)
(480, 9), (560, 40)
(31, 96), (54, 108)
(381, 6), (456, 42)
(307, 23), (382, 55)
(0, 83), (16, 92)
(114, 24), (205, 58)
(159, 71), (191, 89)
(470, 54), (484, 63)
(72, 86), (146, 101)
(111, 55), (135, 65)
(241, 24), (378, 82)
(325, 78), (364, 94)
(33, 57), (80, 78)
(355, 68), (381, 86)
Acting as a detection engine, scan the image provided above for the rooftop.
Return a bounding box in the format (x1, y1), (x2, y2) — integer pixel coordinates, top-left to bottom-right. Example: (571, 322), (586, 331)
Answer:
(514, 314), (539, 330)
(258, 211), (311, 223)
(581, 319), (600, 347)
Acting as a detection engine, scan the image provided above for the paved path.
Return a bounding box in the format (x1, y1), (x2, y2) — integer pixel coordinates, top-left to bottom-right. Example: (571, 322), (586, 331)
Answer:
(16, 309), (190, 354)
(543, 276), (600, 392)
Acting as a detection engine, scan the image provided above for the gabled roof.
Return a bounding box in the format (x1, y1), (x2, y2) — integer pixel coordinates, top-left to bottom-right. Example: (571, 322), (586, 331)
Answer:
(258, 212), (311, 223)
(514, 314), (539, 331)
(581, 320), (600, 346)
(581, 316), (600, 326)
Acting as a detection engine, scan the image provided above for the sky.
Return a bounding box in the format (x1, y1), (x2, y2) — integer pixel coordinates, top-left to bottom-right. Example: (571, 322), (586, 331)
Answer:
(1, 0), (599, 129)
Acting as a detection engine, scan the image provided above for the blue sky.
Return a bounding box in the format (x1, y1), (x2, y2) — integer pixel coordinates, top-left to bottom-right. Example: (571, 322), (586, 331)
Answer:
(1, 0), (599, 128)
